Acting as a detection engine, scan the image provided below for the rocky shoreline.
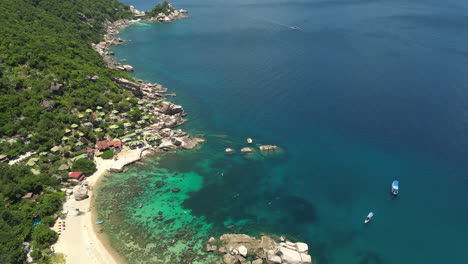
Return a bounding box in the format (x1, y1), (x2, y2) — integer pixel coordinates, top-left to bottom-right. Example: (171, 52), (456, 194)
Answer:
(92, 6), (201, 155)
(206, 234), (312, 264)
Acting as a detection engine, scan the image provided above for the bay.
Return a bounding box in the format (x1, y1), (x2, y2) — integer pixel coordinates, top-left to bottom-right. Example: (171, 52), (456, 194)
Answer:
(96, 0), (468, 263)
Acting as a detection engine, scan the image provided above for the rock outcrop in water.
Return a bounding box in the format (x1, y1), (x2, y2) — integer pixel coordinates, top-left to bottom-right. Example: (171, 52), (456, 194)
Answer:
(206, 234), (312, 264)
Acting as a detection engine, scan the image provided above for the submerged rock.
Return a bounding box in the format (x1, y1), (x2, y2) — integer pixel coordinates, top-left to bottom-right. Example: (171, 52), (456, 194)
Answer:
(241, 147), (254, 153)
(225, 148), (235, 153)
(259, 145), (279, 151)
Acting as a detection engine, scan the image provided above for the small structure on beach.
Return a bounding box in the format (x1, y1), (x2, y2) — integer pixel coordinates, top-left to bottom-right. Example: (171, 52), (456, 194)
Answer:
(0, 154), (8, 163)
(69, 171), (85, 181)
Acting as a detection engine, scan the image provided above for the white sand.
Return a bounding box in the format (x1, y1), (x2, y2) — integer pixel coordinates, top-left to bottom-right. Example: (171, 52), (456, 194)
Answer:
(54, 148), (145, 264)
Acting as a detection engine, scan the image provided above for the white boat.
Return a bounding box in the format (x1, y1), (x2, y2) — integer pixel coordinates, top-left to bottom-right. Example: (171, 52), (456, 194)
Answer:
(391, 180), (399, 196)
(364, 212), (374, 224)
(290, 26), (300, 30)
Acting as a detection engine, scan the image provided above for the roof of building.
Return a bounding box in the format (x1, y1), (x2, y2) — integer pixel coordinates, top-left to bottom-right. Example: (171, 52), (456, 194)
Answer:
(22, 193), (33, 199)
(69, 171), (83, 178)
(58, 164), (69, 171)
(95, 140), (109, 150)
(109, 141), (122, 147)
(86, 148), (94, 153)
(78, 175), (85, 181)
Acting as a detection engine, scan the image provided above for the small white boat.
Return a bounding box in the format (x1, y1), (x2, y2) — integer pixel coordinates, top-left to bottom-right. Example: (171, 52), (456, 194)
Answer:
(290, 26), (300, 30)
(364, 212), (374, 224)
(391, 180), (399, 196)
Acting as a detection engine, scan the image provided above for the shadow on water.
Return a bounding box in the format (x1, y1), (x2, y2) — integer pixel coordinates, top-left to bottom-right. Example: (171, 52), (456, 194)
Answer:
(358, 250), (385, 264)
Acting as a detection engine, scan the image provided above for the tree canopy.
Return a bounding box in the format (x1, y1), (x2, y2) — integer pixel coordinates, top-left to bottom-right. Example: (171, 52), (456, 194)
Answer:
(72, 158), (96, 174)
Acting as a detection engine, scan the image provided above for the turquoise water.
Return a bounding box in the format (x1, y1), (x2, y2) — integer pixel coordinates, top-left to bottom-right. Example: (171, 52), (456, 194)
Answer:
(97, 0), (468, 263)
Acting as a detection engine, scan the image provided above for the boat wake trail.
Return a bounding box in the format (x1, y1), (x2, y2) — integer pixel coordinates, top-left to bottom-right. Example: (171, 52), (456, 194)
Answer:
(247, 16), (299, 30)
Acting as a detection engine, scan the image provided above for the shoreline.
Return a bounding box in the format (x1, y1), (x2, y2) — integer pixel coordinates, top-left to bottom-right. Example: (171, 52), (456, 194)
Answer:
(54, 148), (147, 264)
(54, 6), (193, 264)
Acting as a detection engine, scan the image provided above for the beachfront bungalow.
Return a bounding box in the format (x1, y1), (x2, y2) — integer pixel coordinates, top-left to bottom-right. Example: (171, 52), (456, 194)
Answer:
(137, 120), (146, 126)
(0, 154), (8, 163)
(58, 163), (69, 171)
(26, 158), (39, 167)
(86, 148), (95, 157)
(135, 129), (143, 135)
(110, 114), (118, 121)
(96, 106), (103, 110)
(64, 129), (72, 135)
(111, 110), (119, 115)
(83, 122), (93, 128)
(109, 124), (119, 130)
(51, 146), (60, 154)
(71, 124), (79, 129)
(31, 169), (40, 175)
(137, 100), (144, 105)
(39, 152), (48, 156)
(85, 109), (93, 114)
(121, 137), (132, 143)
(78, 114), (85, 119)
(61, 136), (69, 143)
(94, 128), (103, 133)
(123, 123), (132, 130)
(75, 142), (84, 149)
(22, 193), (38, 201)
(69, 171), (85, 181)
(121, 113), (129, 118)
(95, 117), (103, 123)
(128, 140), (144, 149)
(98, 112), (106, 117)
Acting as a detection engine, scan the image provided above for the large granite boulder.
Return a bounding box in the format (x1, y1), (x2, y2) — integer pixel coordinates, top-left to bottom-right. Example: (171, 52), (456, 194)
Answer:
(113, 77), (143, 97)
(238, 245), (248, 257)
(41, 100), (56, 111)
(49, 82), (63, 91)
(223, 253), (240, 264)
(278, 247), (302, 264)
(259, 145), (279, 151)
(241, 147), (254, 153)
(161, 102), (184, 115)
(73, 185), (89, 201)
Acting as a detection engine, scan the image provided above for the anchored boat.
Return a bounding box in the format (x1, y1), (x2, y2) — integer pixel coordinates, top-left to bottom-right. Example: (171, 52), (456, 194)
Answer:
(364, 212), (374, 224)
(391, 180), (399, 196)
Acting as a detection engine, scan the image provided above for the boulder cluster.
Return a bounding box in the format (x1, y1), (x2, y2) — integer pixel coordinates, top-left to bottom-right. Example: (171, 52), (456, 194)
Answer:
(206, 234), (312, 264)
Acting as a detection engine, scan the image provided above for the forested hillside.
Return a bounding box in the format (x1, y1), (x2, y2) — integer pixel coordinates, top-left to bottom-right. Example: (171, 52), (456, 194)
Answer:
(0, 0), (148, 263)
(0, 0), (133, 157)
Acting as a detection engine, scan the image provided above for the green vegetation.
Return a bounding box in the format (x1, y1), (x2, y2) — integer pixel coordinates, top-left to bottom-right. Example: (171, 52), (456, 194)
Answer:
(146, 0), (174, 17)
(0, 163), (64, 263)
(101, 149), (114, 159)
(0, 0), (134, 158)
(0, 0), (171, 262)
(71, 158), (96, 174)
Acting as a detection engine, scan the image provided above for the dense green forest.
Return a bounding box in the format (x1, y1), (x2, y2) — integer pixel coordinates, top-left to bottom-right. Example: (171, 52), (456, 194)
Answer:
(0, 0), (166, 263)
(0, 0), (134, 157)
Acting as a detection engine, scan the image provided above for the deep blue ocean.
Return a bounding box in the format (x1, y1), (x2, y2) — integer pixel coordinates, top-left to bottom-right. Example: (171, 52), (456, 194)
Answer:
(100, 0), (468, 263)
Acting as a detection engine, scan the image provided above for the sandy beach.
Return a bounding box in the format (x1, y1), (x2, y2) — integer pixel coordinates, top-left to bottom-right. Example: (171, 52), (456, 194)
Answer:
(54, 148), (145, 264)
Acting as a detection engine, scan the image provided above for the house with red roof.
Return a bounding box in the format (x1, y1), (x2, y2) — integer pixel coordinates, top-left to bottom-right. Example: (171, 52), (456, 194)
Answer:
(95, 140), (122, 151)
(69, 171), (85, 181)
